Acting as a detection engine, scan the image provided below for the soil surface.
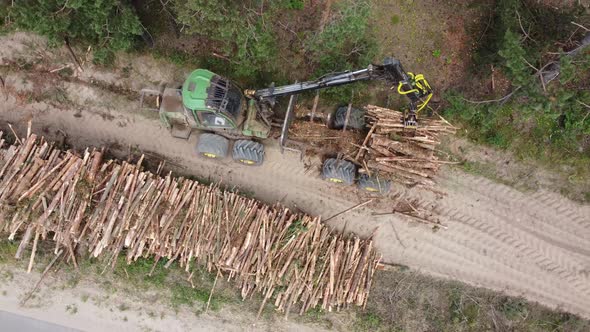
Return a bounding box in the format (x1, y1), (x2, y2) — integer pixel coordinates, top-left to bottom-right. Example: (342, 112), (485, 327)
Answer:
(1, 32), (589, 320)
(0, 264), (331, 332)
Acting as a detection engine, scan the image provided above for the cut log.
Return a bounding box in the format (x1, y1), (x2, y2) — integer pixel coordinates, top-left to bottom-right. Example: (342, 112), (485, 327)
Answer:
(0, 132), (382, 315)
(357, 105), (457, 187)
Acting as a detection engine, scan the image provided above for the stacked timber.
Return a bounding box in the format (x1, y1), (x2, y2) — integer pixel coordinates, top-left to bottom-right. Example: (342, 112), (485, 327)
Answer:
(358, 105), (457, 186)
(0, 132), (381, 315)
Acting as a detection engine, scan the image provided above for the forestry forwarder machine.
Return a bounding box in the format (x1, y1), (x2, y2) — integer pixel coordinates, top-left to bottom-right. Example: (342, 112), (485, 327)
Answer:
(140, 57), (432, 194)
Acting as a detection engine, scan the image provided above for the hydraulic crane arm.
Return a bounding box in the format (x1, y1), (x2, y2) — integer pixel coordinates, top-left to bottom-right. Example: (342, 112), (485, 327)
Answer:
(245, 57), (433, 127)
(252, 67), (376, 99)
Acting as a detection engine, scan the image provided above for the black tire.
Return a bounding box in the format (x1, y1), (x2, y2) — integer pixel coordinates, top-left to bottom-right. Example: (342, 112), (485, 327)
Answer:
(327, 106), (365, 130)
(357, 174), (391, 194)
(196, 133), (229, 159)
(322, 158), (356, 185)
(232, 140), (264, 166)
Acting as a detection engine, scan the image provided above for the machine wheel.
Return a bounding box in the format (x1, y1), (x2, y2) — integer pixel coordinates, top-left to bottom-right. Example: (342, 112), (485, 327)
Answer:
(196, 133), (229, 159)
(322, 158), (356, 185)
(357, 174), (391, 194)
(327, 106), (365, 130)
(232, 140), (264, 165)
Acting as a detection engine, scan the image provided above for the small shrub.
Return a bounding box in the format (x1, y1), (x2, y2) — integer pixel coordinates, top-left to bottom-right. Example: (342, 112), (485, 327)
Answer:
(118, 303), (130, 311)
(499, 297), (528, 320)
(306, 0), (378, 102)
(281, 0), (305, 10)
(354, 312), (382, 331)
(173, 0), (278, 78)
(66, 304), (78, 314)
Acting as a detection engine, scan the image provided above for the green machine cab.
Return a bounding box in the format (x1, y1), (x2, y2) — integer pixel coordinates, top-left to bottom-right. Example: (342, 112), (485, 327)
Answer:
(158, 69), (270, 139)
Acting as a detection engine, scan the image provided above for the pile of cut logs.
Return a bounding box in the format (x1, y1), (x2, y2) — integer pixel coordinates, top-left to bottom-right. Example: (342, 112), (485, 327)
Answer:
(0, 132), (381, 315)
(356, 105), (457, 186)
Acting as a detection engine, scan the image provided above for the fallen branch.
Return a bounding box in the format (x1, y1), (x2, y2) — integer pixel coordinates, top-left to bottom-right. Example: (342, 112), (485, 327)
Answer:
(64, 37), (83, 72)
(7, 123), (22, 145)
(49, 65), (72, 73)
(21, 249), (64, 306)
(205, 269), (221, 313)
(462, 86), (520, 105)
(0, 75), (7, 101)
(324, 199), (374, 222)
(397, 211), (448, 230)
(517, 10), (536, 42)
(571, 21), (590, 32)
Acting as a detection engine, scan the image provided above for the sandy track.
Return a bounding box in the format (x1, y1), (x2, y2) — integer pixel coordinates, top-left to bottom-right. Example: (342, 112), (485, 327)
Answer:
(1, 35), (589, 318)
(0, 266), (330, 332)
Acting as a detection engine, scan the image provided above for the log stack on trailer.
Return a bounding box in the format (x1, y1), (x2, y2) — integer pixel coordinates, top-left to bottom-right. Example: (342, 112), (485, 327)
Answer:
(0, 131), (381, 316)
(357, 105), (457, 187)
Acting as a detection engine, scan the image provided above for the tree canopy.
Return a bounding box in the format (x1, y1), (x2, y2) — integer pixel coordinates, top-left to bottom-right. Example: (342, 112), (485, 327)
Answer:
(10, 0), (142, 64)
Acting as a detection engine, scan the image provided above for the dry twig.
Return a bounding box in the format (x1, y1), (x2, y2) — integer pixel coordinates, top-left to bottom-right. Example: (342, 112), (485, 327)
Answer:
(21, 250), (64, 306)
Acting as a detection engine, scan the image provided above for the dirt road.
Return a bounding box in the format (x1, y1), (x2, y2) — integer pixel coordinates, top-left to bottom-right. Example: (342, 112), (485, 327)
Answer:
(1, 33), (589, 319)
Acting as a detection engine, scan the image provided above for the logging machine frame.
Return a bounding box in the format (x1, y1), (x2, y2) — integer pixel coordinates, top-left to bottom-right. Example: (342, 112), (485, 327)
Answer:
(140, 57), (432, 191)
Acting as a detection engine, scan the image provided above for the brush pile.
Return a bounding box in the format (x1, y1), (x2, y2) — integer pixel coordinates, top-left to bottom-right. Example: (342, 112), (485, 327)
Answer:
(357, 105), (457, 186)
(0, 132), (381, 315)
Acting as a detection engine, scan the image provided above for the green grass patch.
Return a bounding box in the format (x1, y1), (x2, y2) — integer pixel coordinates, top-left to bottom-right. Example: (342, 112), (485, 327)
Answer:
(114, 256), (170, 289)
(0, 239), (18, 263)
(170, 284), (212, 309)
(354, 312), (383, 331)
